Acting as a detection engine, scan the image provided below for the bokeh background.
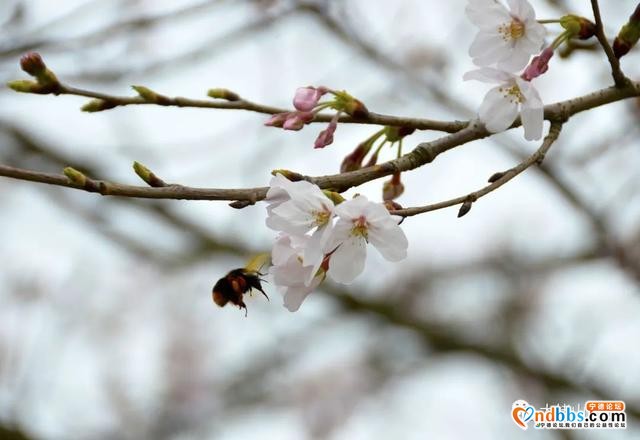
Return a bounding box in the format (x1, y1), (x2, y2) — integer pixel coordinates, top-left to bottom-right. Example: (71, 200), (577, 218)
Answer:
(1, 0), (639, 439)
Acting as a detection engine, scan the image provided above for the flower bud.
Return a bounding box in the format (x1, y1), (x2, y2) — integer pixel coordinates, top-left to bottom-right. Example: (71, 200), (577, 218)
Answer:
(560, 15), (596, 40)
(385, 126), (415, 143)
(270, 169), (305, 181)
(383, 200), (403, 212)
(322, 190), (345, 205)
(264, 112), (289, 128)
(64, 167), (85, 184)
(341, 141), (372, 172)
(207, 88), (240, 101)
(283, 112), (314, 130)
(382, 172), (404, 201)
(20, 52), (46, 76)
(521, 47), (554, 81)
(133, 161), (166, 187)
(19, 52), (58, 86)
(314, 118), (338, 149)
(293, 86), (328, 112)
(132, 85), (158, 101)
(457, 199), (473, 218)
(613, 4), (640, 58)
(81, 99), (117, 112)
(7, 79), (41, 93)
(332, 90), (369, 118)
(343, 98), (369, 118)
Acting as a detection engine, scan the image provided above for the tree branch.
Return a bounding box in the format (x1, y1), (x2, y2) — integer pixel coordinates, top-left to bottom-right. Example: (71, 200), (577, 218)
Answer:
(394, 122), (563, 217)
(590, 0), (628, 87)
(1, 82), (638, 215)
(31, 82), (468, 133)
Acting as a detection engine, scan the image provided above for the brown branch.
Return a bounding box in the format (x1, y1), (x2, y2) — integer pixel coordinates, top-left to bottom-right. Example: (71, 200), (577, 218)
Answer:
(394, 122), (563, 217)
(1, 81), (639, 208)
(590, 0), (628, 87)
(29, 82), (468, 133)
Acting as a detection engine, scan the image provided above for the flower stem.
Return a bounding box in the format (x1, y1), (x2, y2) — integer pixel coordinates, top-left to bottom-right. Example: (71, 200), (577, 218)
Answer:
(551, 30), (573, 49)
(538, 19), (562, 24)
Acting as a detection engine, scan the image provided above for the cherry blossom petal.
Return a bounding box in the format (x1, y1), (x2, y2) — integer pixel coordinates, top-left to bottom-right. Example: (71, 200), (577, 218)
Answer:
(328, 236), (367, 284)
(368, 223), (408, 262)
(507, 0), (535, 20)
(496, 49), (532, 72)
(466, 0), (510, 30)
(463, 67), (514, 84)
(478, 86), (520, 132)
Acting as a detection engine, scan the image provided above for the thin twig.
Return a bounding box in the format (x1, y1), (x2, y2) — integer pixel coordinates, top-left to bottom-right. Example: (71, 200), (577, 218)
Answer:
(393, 122), (563, 217)
(45, 83), (469, 133)
(590, 0), (628, 87)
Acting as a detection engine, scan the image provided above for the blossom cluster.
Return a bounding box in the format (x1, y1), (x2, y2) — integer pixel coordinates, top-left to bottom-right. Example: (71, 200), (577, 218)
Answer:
(464, 0), (547, 140)
(463, 0), (596, 141)
(265, 86), (368, 149)
(265, 174), (408, 312)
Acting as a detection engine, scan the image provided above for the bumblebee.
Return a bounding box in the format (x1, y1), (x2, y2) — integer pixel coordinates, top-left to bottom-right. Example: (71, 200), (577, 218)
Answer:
(212, 254), (269, 316)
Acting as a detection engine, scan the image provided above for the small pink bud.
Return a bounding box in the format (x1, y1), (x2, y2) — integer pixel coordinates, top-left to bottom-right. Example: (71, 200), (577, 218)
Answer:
(283, 111), (314, 130)
(522, 47), (554, 81)
(293, 86), (328, 112)
(314, 116), (338, 149)
(20, 52), (46, 76)
(341, 142), (370, 172)
(265, 112), (289, 128)
(382, 172), (404, 201)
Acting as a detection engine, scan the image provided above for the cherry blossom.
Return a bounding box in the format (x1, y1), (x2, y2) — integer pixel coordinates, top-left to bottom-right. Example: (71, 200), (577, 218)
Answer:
(293, 86), (328, 112)
(323, 195), (408, 284)
(269, 234), (324, 312)
(265, 175), (335, 273)
(314, 114), (339, 149)
(467, 0), (546, 72)
(521, 46), (554, 81)
(464, 67), (543, 140)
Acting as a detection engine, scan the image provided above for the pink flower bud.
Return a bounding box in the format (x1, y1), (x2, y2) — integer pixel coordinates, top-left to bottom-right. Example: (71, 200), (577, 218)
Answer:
(265, 112), (289, 128)
(283, 111), (314, 131)
(293, 86), (328, 112)
(314, 116), (338, 149)
(20, 52), (46, 76)
(383, 172), (404, 201)
(341, 142), (370, 172)
(521, 47), (554, 81)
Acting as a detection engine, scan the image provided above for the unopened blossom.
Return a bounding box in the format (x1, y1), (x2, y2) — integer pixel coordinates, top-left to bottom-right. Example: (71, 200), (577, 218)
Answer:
(521, 46), (554, 81)
(467, 0), (546, 71)
(464, 67), (543, 140)
(265, 175), (335, 272)
(265, 86), (368, 148)
(270, 234), (324, 312)
(293, 86), (328, 112)
(323, 195), (408, 284)
(314, 114), (339, 149)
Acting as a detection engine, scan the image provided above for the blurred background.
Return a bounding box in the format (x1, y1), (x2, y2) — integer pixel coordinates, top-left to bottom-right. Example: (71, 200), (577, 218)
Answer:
(0, 0), (639, 439)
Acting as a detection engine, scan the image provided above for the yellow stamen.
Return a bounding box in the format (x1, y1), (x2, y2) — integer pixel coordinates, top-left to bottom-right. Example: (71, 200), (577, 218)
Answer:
(498, 84), (525, 104)
(351, 216), (368, 239)
(498, 18), (525, 41)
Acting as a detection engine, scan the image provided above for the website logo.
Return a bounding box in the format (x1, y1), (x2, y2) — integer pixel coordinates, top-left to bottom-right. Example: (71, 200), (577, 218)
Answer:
(511, 400), (626, 430)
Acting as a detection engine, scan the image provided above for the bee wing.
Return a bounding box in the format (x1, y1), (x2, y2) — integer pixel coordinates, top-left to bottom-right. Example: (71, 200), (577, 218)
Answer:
(245, 252), (271, 274)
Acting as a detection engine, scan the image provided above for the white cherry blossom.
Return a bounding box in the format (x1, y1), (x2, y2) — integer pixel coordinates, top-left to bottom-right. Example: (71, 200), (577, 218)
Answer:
(265, 175), (335, 270)
(269, 234), (324, 312)
(467, 0), (546, 72)
(464, 67), (543, 140)
(323, 195), (408, 284)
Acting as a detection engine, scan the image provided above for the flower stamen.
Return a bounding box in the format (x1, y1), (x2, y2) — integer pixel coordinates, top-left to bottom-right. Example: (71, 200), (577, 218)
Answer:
(498, 84), (525, 104)
(498, 18), (525, 41)
(351, 215), (369, 239)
